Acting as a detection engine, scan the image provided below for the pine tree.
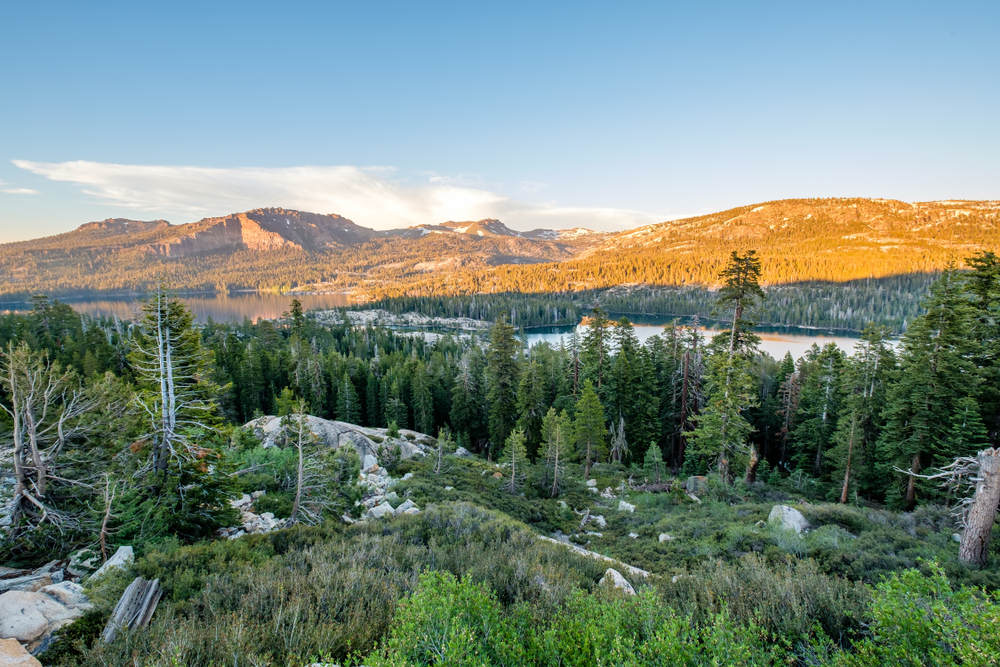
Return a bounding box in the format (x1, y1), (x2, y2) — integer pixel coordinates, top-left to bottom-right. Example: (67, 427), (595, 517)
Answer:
(542, 408), (572, 497)
(689, 349), (757, 481)
(516, 360), (547, 460)
(689, 251), (764, 482)
(411, 362), (434, 435)
(485, 317), (520, 459)
(829, 326), (896, 502)
(790, 343), (845, 477)
(581, 308), (611, 390)
(336, 372), (361, 424)
(879, 271), (981, 508)
(574, 380), (607, 478)
(642, 442), (664, 484)
(502, 428), (529, 494)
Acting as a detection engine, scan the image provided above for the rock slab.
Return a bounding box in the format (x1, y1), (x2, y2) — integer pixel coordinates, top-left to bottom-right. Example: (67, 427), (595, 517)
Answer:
(599, 568), (636, 596)
(768, 505), (810, 534)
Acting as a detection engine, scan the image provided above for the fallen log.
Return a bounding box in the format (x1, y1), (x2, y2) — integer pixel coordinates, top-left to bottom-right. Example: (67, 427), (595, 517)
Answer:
(100, 577), (162, 643)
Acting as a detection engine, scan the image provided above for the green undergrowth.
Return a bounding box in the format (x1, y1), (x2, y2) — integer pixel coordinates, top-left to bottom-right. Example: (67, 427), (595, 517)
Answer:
(44, 453), (1000, 665)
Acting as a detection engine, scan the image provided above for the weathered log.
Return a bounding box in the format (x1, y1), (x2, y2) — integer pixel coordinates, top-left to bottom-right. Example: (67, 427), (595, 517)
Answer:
(100, 577), (162, 643)
(959, 448), (1000, 568)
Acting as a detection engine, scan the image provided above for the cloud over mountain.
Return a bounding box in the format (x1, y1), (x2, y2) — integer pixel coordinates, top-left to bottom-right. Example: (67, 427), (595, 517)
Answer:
(12, 160), (658, 232)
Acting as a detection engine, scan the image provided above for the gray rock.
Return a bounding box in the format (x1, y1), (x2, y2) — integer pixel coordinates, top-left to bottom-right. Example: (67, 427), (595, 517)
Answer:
(0, 574), (52, 594)
(384, 491), (400, 504)
(585, 479), (598, 487)
(395, 499), (418, 514)
(454, 446), (473, 458)
(444, 486), (454, 491)
(618, 500), (636, 513)
(66, 549), (101, 579)
(953, 533), (962, 543)
(362, 454), (378, 471)
(599, 568), (636, 596)
(90, 546), (134, 580)
(0, 584), (92, 648)
(401, 472), (415, 481)
(768, 505), (810, 534)
(591, 514), (607, 528)
(628, 532), (639, 539)
(367, 502), (395, 520)
(402, 507), (421, 515)
(658, 533), (674, 543)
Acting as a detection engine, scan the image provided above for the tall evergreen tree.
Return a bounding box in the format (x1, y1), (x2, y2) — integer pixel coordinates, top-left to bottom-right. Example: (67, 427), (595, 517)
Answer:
(542, 408), (572, 497)
(879, 271), (980, 508)
(502, 428), (529, 494)
(485, 317), (520, 459)
(516, 360), (547, 460)
(336, 372), (361, 424)
(574, 380), (606, 478)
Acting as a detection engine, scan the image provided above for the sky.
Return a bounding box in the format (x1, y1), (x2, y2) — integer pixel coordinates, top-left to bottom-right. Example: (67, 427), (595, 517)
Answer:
(1, 1), (998, 241)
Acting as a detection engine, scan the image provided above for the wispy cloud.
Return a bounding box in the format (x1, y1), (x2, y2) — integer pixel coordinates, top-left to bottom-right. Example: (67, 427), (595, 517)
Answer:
(12, 160), (659, 231)
(0, 178), (39, 195)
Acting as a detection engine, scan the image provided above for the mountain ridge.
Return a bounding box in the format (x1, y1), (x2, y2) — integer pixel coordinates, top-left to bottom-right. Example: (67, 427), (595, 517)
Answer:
(0, 197), (997, 298)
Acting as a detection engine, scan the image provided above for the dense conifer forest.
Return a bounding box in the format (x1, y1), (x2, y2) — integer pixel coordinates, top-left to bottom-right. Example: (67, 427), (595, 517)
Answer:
(2, 250), (1000, 665)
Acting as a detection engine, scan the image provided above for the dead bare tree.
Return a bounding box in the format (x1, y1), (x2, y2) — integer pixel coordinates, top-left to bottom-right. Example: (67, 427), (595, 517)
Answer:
(895, 447), (1000, 568)
(129, 291), (216, 483)
(0, 342), (101, 537)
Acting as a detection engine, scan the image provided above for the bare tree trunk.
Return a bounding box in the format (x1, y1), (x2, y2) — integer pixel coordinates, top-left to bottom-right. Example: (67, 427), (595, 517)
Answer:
(290, 414), (305, 523)
(744, 445), (759, 484)
(100, 475), (115, 561)
(959, 448), (1000, 567)
(839, 418), (857, 504)
(905, 453), (920, 509)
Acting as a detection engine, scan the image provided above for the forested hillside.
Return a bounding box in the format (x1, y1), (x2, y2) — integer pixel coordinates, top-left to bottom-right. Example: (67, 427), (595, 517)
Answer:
(1, 199), (996, 304)
(2, 250), (1000, 664)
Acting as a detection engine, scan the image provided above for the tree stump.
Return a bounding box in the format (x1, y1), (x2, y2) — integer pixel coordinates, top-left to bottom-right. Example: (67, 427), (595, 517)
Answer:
(100, 577), (162, 643)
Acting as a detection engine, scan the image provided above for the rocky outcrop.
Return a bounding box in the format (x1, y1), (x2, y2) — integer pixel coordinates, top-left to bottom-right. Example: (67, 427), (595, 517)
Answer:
(219, 491), (289, 539)
(0, 582), (91, 652)
(768, 505), (810, 534)
(243, 415), (433, 465)
(90, 546), (134, 581)
(0, 638), (41, 666)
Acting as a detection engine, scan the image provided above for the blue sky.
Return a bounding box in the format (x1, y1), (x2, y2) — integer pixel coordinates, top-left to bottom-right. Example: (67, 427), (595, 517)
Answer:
(1, 1), (997, 240)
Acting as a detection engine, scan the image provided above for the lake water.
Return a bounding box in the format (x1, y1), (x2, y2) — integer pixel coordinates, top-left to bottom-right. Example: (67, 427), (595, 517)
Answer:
(2, 293), (868, 358)
(524, 319), (865, 360)
(0, 292), (351, 323)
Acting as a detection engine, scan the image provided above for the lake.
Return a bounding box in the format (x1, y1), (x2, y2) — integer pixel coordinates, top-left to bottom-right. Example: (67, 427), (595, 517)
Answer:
(2, 293), (870, 358)
(0, 292), (351, 323)
(524, 317), (867, 360)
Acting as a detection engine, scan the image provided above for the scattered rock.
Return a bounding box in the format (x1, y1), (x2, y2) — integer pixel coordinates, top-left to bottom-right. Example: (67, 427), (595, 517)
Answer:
(600, 487), (616, 499)
(768, 505), (810, 534)
(953, 533), (962, 543)
(599, 568), (636, 596)
(454, 446), (473, 458)
(557, 500), (568, 510)
(90, 546), (134, 581)
(366, 502), (395, 520)
(585, 479), (598, 488)
(362, 454), (378, 471)
(658, 533), (674, 543)
(401, 472), (414, 481)
(628, 532), (639, 539)
(444, 486), (455, 491)
(618, 500), (636, 513)
(66, 549), (100, 579)
(0, 639), (41, 666)
(591, 514), (607, 528)
(384, 491), (400, 504)
(395, 499), (418, 515)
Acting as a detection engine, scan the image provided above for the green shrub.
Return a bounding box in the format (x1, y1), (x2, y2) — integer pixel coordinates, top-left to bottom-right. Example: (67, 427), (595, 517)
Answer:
(837, 563), (1000, 666)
